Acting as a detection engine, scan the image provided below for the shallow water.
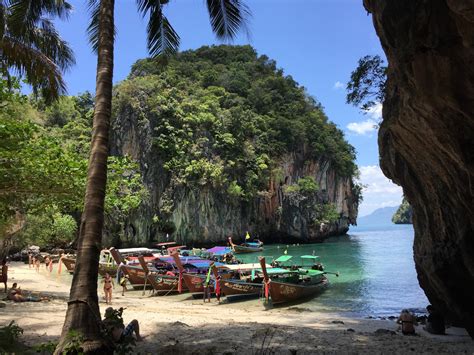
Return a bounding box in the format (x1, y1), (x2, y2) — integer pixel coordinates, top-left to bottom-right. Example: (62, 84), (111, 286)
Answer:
(238, 224), (428, 317)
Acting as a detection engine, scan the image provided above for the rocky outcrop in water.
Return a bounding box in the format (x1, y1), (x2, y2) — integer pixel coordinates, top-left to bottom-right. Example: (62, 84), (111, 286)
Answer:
(108, 46), (360, 247)
(392, 198), (413, 224)
(364, 0), (474, 336)
(110, 112), (358, 245)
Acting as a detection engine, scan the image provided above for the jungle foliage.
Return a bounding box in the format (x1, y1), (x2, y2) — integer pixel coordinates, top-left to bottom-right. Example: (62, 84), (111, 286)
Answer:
(0, 80), (147, 249)
(392, 197), (413, 224)
(117, 45), (358, 203)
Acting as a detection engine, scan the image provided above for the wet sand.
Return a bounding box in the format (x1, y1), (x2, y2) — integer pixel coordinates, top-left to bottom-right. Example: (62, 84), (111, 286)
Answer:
(1, 263), (472, 354)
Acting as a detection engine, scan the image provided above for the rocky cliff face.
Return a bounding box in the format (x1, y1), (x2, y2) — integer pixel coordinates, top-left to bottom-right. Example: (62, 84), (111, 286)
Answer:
(109, 106), (358, 247)
(364, 0), (474, 336)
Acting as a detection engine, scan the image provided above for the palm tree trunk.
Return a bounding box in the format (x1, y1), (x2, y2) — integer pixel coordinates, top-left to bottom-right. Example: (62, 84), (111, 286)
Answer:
(56, 0), (115, 353)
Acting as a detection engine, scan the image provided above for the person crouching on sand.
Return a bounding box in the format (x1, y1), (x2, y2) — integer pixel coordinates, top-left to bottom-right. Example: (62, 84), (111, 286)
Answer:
(103, 272), (114, 304)
(102, 307), (142, 343)
(397, 309), (418, 335)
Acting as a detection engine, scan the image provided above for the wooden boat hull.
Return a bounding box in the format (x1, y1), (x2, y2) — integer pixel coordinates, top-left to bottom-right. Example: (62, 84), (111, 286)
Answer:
(147, 274), (189, 294)
(122, 265), (150, 289)
(232, 245), (263, 254)
(268, 277), (329, 304)
(220, 279), (262, 297)
(61, 257), (76, 274)
(182, 273), (207, 293)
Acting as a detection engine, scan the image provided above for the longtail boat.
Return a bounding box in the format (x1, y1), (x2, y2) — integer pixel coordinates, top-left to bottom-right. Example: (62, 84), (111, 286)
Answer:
(171, 252), (220, 295)
(228, 237), (263, 254)
(137, 256), (188, 294)
(218, 263), (272, 299)
(259, 256), (329, 305)
(61, 255), (76, 274)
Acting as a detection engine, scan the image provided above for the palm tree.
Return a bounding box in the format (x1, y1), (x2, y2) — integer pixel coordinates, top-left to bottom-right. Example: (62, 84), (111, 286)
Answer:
(56, 1), (250, 352)
(0, 0), (75, 101)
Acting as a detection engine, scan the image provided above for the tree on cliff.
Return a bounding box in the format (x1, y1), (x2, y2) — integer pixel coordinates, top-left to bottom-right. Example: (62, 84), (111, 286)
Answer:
(55, 1), (250, 353)
(0, 0), (75, 101)
(392, 197), (413, 224)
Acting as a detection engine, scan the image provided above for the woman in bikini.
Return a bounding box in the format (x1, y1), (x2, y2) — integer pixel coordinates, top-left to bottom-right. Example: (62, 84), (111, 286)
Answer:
(103, 272), (114, 304)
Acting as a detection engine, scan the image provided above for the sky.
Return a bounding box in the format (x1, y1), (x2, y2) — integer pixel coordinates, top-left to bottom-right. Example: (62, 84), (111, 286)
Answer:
(53, 0), (403, 216)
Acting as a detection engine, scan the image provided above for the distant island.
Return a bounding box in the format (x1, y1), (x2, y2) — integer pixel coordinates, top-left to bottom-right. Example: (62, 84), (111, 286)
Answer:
(356, 206), (398, 226)
(392, 198), (413, 224)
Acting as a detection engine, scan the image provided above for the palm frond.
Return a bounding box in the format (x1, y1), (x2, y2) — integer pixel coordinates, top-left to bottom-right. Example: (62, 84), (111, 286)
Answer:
(2, 34), (66, 101)
(206, 0), (250, 40)
(8, 0), (72, 35)
(87, 0), (116, 54)
(86, 0), (100, 52)
(136, 0), (180, 57)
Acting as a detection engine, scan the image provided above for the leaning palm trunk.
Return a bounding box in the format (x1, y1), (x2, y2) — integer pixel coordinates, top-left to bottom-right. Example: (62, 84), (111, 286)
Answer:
(55, 0), (115, 353)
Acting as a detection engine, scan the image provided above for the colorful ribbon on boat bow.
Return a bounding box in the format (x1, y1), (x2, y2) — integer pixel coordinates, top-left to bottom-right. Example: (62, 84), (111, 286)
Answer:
(264, 278), (271, 300)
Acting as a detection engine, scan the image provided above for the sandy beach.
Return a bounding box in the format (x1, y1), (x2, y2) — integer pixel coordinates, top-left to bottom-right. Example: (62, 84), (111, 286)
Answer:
(1, 262), (473, 354)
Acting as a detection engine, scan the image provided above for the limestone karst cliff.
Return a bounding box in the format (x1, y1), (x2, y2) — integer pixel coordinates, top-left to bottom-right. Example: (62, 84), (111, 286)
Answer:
(364, 0), (474, 336)
(108, 45), (359, 246)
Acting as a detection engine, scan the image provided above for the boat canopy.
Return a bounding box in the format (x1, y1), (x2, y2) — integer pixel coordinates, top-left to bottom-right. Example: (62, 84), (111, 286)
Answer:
(263, 267), (297, 275)
(207, 246), (232, 255)
(275, 255), (293, 263)
(156, 242), (177, 247)
(299, 269), (325, 276)
(300, 255), (320, 259)
(116, 247), (155, 254)
(221, 263), (272, 271)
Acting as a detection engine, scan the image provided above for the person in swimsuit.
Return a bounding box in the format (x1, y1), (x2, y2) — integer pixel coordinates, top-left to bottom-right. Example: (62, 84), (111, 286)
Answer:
(397, 309), (418, 335)
(103, 272), (114, 304)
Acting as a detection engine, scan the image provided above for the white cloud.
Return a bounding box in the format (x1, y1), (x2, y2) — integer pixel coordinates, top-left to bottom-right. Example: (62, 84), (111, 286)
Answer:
(333, 81), (344, 90)
(346, 119), (378, 135)
(367, 102), (383, 120)
(357, 165), (403, 216)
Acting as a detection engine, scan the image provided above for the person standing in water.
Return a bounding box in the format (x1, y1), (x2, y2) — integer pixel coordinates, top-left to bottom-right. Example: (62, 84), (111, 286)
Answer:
(103, 272), (114, 304)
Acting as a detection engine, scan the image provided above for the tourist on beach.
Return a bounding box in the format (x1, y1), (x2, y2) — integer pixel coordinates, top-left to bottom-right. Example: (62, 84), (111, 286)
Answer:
(102, 307), (142, 343)
(397, 309), (418, 335)
(44, 256), (53, 273)
(7, 283), (49, 302)
(116, 263), (128, 296)
(425, 305), (446, 335)
(1, 259), (7, 292)
(28, 252), (33, 269)
(103, 272), (114, 304)
(33, 256), (40, 273)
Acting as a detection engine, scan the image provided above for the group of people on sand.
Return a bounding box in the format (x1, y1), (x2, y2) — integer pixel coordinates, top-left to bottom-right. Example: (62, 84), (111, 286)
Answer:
(397, 305), (446, 335)
(28, 253), (55, 273)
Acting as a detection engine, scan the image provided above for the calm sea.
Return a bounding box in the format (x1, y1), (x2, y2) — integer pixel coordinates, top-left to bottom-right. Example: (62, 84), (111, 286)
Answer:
(239, 224), (429, 317)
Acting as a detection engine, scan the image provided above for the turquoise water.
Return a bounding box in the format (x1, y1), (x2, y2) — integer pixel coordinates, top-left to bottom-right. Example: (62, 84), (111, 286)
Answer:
(239, 224), (428, 317)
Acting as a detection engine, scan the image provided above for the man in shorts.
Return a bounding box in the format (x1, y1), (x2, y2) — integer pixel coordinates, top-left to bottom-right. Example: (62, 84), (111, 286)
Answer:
(102, 307), (142, 342)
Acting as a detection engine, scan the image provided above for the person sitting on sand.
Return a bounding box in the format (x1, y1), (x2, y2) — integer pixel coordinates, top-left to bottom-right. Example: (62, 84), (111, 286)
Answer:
(397, 309), (418, 335)
(102, 307), (142, 343)
(7, 283), (49, 302)
(424, 305), (445, 335)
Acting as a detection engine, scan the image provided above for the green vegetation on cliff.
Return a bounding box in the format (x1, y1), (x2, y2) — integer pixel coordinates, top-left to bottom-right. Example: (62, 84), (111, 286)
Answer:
(0, 80), (147, 251)
(392, 197), (413, 224)
(116, 45), (358, 201)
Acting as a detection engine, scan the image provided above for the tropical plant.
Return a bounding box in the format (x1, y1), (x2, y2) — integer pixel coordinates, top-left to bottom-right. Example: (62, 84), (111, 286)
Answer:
(0, 0), (75, 101)
(56, 1), (250, 353)
(346, 55), (387, 112)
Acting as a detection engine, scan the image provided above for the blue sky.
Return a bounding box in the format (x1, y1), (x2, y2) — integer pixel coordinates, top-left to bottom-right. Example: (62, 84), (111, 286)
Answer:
(55, 0), (402, 216)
